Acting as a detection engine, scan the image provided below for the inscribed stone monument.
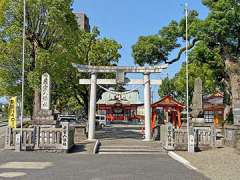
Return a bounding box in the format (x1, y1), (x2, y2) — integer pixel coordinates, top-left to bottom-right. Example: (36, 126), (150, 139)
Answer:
(191, 78), (203, 118)
(32, 73), (55, 125)
(41, 73), (50, 110)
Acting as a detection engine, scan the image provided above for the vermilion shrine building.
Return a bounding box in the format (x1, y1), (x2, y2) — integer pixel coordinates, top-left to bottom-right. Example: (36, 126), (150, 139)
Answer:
(97, 90), (143, 121)
(151, 96), (185, 129)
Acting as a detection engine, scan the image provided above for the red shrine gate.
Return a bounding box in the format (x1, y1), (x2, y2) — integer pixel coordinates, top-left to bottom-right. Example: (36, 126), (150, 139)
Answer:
(151, 96), (184, 129)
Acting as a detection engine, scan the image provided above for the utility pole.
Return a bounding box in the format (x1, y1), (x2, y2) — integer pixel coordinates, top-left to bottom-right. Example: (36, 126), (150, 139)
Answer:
(20, 0), (26, 151)
(185, 3), (190, 153)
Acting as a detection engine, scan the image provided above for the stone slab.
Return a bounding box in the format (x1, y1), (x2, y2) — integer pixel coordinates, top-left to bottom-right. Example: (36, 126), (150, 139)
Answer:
(79, 79), (162, 85)
(73, 63), (168, 73)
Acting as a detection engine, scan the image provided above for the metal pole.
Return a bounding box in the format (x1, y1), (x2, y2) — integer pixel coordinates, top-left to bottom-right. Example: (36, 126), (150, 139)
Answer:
(185, 3), (190, 152)
(20, 0), (26, 150)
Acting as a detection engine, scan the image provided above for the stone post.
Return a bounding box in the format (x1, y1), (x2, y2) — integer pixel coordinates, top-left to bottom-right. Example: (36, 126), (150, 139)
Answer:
(4, 127), (10, 149)
(88, 73), (97, 140)
(164, 123), (174, 150)
(144, 73), (151, 141)
(15, 133), (21, 152)
(61, 121), (69, 150)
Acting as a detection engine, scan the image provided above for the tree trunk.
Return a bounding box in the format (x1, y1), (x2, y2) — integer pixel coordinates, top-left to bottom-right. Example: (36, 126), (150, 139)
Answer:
(225, 59), (240, 125)
(31, 40), (41, 117)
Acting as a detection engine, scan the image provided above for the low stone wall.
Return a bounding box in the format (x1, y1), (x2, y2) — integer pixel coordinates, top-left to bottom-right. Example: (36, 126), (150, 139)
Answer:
(5, 122), (75, 152)
(74, 125), (87, 144)
(234, 129), (240, 154)
(224, 126), (240, 153)
(222, 126), (238, 146)
(160, 124), (240, 152)
(160, 124), (217, 151)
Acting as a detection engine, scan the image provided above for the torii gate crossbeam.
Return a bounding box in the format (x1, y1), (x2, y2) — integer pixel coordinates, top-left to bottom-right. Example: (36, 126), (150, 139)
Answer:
(73, 64), (168, 141)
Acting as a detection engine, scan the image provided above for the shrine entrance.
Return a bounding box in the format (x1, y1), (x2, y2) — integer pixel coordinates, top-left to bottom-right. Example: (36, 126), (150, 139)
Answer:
(73, 64), (168, 141)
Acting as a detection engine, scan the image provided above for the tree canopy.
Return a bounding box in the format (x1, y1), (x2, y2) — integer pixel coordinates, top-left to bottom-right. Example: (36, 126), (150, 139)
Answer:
(132, 0), (240, 121)
(0, 0), (122, 116)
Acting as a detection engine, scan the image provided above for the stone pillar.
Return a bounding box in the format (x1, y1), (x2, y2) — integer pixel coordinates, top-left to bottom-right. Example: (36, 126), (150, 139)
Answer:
(88, 73), (97, 140)
(61, 121), (69, 150)
(144, 73), (151, 141)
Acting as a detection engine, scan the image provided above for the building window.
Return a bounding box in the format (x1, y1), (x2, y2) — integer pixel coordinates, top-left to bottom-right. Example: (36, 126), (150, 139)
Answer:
(204, 111), (214, 123)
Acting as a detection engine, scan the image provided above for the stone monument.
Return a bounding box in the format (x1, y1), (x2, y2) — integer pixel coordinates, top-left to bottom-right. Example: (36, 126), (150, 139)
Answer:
(191, 77), (204, 123)
(32, 73), (55, 126)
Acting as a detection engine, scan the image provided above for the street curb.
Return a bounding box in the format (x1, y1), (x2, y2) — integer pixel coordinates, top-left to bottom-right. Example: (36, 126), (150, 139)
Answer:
(168, 151), (198, 171)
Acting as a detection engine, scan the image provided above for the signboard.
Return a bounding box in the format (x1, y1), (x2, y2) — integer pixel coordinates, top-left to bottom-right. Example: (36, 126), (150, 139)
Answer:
(41, 73), (50, 110)
(8, 97), (17, 128)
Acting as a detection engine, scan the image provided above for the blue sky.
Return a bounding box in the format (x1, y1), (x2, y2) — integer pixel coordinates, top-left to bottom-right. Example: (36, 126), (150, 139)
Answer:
(72, 0), (209, 101)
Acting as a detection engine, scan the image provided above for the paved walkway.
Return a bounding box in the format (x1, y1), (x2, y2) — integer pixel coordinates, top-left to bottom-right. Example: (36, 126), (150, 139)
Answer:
(96, 125), (144, 140)
(0, 151), (208, 180)
(178, 147), (240, 180)
(0, 124), (208, 179)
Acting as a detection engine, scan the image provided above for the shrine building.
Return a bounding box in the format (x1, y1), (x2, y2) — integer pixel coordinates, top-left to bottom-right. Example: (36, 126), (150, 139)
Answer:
(97, 90), (143, 122)
(203, 91), (225, 127)
(151, 95), (185, 129)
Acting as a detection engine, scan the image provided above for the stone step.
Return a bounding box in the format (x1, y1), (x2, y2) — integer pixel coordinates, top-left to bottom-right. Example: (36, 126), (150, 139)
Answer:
(98, 151), (165, 155)
(99, 148), (164, 152)
(100, 146), (150, 149)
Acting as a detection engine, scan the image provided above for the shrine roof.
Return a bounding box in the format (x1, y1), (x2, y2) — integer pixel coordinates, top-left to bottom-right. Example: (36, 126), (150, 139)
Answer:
(203, 91), (224, 105)
(97, 90), (143, 105)
(203, 91), (224, 100)
(151, 95), (185, 108)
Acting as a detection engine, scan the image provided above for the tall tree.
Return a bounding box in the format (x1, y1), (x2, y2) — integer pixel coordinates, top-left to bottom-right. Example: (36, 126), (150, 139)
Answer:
(0, 1), (122, 117)
(1, 0), (78, 116)
(132, 0), (240, 120)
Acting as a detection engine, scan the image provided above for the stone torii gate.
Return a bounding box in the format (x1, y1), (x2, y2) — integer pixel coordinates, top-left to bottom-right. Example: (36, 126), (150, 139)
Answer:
(73, 64), (168, 141)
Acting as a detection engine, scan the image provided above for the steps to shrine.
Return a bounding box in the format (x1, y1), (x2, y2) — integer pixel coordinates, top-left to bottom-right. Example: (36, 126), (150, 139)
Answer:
(97, 139), (166, 155)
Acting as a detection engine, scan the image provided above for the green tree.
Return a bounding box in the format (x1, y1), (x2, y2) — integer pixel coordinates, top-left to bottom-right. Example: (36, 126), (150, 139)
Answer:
(0, 0), (78, 116)
(50, 28), (121, 116)
(133, 0), (240, 120)
(0, 1), (122, 117)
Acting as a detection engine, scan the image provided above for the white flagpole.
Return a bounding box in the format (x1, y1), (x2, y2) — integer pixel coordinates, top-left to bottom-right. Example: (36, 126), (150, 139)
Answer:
(20, 0), (26, 150)
(185, 3), (190, 153)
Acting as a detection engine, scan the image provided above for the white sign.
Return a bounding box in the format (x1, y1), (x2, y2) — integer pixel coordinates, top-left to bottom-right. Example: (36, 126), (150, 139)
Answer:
(41, 73), (50, 110)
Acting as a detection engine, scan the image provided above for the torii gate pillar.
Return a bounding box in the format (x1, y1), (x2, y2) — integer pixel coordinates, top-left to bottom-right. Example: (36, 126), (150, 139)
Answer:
(88, 73), (97, 140)
(144, 73), (151, 141)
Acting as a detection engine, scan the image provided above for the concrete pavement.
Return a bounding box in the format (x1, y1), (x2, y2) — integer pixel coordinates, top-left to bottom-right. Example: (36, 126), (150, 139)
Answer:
(178, 147), (240, 180)
(0, 124), (208, 179)
(0, 151), (208, 180)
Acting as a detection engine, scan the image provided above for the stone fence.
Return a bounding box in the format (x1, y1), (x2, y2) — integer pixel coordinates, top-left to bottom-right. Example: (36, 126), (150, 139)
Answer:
(160, 124), (223, 151)
(5, 122), (74, 152)
(160, 123), (240, 151)
(220, 126), (239, 146)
